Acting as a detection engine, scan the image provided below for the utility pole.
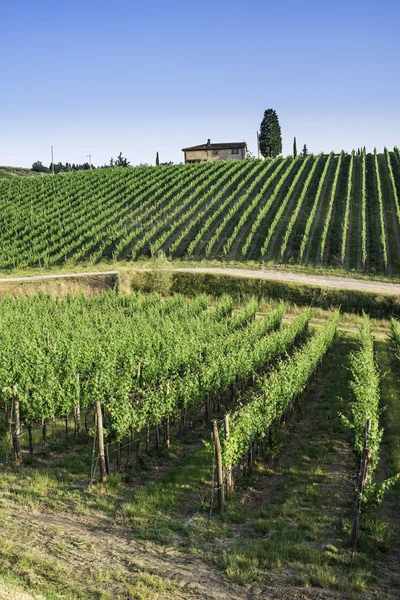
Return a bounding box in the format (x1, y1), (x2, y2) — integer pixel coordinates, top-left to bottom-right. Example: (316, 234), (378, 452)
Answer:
(51, 145), (55, 175)
(257, 131), (260, 159)
(88, 154), (92, 168)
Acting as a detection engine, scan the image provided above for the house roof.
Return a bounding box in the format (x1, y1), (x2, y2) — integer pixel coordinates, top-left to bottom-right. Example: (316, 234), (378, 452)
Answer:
(182, 141), (247, 151)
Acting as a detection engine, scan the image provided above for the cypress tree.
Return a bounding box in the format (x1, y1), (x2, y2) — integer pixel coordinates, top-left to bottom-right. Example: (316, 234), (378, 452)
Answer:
(302, 144), (308, 157)
(259, 109), (282, 158)
(156, 151), (160, 166)
(293, 137), (297, 158)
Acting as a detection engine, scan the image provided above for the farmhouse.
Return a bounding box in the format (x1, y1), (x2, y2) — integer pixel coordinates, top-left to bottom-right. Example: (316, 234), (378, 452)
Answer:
(182, 139), (247, 163)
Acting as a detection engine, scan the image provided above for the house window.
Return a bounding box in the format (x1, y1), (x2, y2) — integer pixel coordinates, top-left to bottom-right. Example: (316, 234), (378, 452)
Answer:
(231, 148), (239, 154)
(212, 150), (218, 156)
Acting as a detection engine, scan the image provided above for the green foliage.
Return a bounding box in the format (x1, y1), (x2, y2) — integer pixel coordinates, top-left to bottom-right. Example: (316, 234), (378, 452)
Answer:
(31, 161), (50, 173)
(0, 292), (298, 442)
(299, 153), (333, 261)
(221, 312), (338, 467)
(240, 157), (292, 257)
(320, 151), (344, 262)
(259, 109), (282, 158)
(157, 271), (400, 319)
(374, 148), (388, 270)
(342, 315), (399, 506)
(113, 152), (131, 167)
(261, 155), (312, 258)
(340, 150), (355, 263)
(344, 316), (382, 474)
(279, 154), (322, 261)
(361, 148), (367, 267)
(385, 148), (400, 242)
(0, 148), (398, 276)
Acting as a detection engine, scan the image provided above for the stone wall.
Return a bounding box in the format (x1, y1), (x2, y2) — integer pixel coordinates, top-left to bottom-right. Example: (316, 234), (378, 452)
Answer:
(184, 147), (246, 163)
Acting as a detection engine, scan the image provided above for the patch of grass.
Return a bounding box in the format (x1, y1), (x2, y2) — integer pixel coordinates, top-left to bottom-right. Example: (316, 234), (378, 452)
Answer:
(118, 443), (213, 541)
(125, 573), (180, 600)
(300, 563), (371, 596)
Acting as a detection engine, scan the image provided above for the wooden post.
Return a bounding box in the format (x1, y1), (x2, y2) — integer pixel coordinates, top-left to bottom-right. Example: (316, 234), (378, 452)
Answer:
(105, 444), (110, 475)
(165, 418), (170, 449)
(13, 394), (21, 461)
(85, 407), (90, 434)
(155, 424), (160, 450)
(95, 401), (107, 484)
(117, 441), (122, 471)
(65, 415), (69, 438)
(42, 417), (47, 447)
(146, 423), (150, 455)
(224, 414), (233, 501)
(212, 420), (224, 513)
(28, 422), (33, 456)
(351, 420), (372, 555)
(75, 374), (81, 436)
(136, 430), (141, 458)
(74, 404), (81, 436)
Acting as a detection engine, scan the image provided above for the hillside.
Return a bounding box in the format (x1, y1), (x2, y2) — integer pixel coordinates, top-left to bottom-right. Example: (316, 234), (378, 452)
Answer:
(1, 148), (400, 276)
(0, 166), (44, 179)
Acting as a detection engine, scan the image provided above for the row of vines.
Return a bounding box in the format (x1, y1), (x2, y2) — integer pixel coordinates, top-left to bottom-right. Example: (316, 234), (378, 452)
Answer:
(0, 149), (399, 273)
(1, 292), (315, 481)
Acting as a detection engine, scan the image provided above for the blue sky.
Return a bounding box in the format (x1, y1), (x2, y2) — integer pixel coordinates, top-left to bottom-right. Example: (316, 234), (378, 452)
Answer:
(1, 0), (399, 167)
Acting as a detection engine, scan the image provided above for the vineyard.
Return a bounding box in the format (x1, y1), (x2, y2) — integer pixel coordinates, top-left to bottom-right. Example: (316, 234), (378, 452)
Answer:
(1, 290), (400, 599)
(1, 148), (400, 276)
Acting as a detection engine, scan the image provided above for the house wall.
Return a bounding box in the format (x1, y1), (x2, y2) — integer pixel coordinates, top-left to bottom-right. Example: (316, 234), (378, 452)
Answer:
(184, 147), (246, 163)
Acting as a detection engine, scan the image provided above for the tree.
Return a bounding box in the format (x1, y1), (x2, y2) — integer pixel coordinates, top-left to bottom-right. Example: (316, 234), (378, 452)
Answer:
(156, 151), (160, 166)
(259, 109), (282, 158)
(293, 137), (297, 158)
(302, 144), (308, 158)
(31, 161), (49, 173)
(114, 152), (130, 167)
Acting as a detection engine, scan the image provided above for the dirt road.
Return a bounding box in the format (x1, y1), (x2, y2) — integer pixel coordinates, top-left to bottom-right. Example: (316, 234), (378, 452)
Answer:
(0, 266), (400, 295)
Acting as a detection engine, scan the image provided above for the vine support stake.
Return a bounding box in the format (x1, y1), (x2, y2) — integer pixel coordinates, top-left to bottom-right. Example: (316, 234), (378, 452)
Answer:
(95, 401), (107, 484)
(155, 424), (160, 450)
(224, 414), (233, 501)
(13, 392), (21, 462)
(28, 422), (33, 456)
(42, 417), (47, 447)
(165, 418), (170, 449)
(351, 419), (372, 558)
(212, 420), (224, 513)
(146, 423), (150, 455)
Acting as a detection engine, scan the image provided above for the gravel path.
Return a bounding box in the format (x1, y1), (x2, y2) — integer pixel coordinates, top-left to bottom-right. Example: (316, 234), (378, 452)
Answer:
(0, 266), (400, 295)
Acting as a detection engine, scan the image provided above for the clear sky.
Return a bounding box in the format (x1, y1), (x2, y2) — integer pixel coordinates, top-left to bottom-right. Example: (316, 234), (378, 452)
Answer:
(1, 0), (399, 167)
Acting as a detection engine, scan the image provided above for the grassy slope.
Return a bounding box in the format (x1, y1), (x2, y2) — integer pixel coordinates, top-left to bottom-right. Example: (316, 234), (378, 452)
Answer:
(0, 166), (44, 178)
(0, 307), (399, 600)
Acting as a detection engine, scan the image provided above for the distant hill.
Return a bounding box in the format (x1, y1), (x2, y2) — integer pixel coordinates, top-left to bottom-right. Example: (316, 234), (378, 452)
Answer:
(0, 148), (399, 277)
(0, 166), (45, 178)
